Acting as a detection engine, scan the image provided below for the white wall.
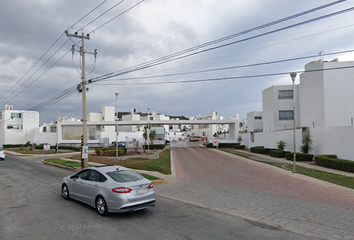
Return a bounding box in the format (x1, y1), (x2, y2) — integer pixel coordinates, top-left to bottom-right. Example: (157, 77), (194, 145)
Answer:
(323, 61), (354, 127)
(242, 125), (354, 161)
(247, 111), (262, 132)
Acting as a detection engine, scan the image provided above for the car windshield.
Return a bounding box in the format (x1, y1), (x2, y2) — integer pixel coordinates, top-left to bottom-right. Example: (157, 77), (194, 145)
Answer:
(106, 170), (143, 183)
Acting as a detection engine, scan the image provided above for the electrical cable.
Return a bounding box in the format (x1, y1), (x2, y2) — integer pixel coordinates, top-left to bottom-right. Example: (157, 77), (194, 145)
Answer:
(87, 49), (354, 84)
(90, 65), (354, 86)
(77, 0), (125, 32)
(88, 0), (350, 82)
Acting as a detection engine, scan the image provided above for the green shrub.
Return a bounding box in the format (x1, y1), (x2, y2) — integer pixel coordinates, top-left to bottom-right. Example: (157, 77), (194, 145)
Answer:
(95, 147), (126, 156)
(250, 146), (277, 154)
(286, 152), (314, 161)
(269, 150), (286, 158)
(277, 140), (286, 151)
(234, 145), (246, 149)
(315, 155), (354, 173)
(3, 144), (27, 148)
(205, 143), (213, 148)
(218, 143), (239, 148)
(143, 144), (165, 150)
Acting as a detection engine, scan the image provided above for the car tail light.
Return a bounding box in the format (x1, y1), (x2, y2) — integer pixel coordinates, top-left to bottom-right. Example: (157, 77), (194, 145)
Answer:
(148, 183), (154, 189)
(112, 187), (132, 193)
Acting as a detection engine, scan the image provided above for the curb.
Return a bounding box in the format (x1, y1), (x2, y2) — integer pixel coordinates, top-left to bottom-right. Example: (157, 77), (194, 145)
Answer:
(42, 160), (77, 171)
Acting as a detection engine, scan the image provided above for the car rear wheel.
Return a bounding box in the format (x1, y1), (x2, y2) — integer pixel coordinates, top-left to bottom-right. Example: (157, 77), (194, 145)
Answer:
(62, 184), (70, 200)
(96, 196), (108, 216)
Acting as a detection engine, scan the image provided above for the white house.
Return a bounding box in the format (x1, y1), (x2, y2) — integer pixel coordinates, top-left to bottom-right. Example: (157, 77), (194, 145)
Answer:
(0, 105), (39, 146)
(298, 59), (354, 128)
(243, 58), (354, 160)
(246, 111), (263, 132)
(262, 85), (299, 132)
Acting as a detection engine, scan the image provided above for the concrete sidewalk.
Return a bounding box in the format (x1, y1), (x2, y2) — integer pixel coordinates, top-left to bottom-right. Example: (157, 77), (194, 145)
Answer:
(235, 149), (354, 178)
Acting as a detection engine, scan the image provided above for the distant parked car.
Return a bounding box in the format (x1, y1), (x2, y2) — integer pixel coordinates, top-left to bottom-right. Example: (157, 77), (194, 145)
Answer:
(118, 141), (126, 147)
(61, 165), (155, 216)
(0, 148), (5, 160)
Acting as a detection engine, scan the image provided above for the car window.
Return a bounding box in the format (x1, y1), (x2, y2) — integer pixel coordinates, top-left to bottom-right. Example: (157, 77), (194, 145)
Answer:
(77, 170), (90, 180)
(107, 170), (143, 183)
(87, 170), (107, 182)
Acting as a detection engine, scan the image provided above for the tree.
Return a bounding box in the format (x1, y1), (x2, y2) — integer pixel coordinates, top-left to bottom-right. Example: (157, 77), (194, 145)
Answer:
(237, 136), (243, 144)
(300, 133), (313, 154)
(142, 126), (148, 143)
(149, 130), (156, 145)
(277, 140), (286, 151)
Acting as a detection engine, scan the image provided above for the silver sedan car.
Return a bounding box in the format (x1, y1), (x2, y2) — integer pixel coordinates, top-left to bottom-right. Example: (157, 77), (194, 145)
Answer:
(62, 165), (155, 216)
(0, 147), (5, 160)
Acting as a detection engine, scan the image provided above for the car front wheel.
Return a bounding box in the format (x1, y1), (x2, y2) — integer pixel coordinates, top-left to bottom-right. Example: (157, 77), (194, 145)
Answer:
(96, 196), (108, 216)
(62, 184), (70, 200)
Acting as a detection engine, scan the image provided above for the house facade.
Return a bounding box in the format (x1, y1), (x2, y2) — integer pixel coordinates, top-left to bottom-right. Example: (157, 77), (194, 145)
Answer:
(243, 59), (354, 160)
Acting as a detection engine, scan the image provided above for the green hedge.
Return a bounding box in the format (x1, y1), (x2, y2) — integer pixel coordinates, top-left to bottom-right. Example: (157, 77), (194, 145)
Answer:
(143, 144), (165, 150)
(234, 145), (246, 149)
(269, 150), (289, 158)
(315, 155), (354, 173)
(95, 147), (127, 156)
(218, 143), (239, 148)
(285, 152), (314, 161)
(3, 144), (27, 148)
(250, 146), (277, 154)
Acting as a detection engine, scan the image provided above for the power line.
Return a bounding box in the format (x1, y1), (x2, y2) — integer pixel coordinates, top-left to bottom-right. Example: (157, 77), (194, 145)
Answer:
(90, 65), (354, 86)
(0, 1), (109, 107)
(88, 49), (354, 84)
(87, 0), (147, 34)
(76, 0), (125, 32)
(88, 0), (350, 82)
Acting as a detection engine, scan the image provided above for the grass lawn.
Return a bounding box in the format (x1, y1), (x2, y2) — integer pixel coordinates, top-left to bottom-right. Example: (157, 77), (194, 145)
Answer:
(69, 149), (171, 175)
(44, 158), (161, 180)
(44, 158), (85, 168)
(222, 149), (354, 190)
(5, 148), (75, 155)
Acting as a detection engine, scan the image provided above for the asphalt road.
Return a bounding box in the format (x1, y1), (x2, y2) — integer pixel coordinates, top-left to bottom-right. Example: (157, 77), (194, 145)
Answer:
(0, 155), (319, 240)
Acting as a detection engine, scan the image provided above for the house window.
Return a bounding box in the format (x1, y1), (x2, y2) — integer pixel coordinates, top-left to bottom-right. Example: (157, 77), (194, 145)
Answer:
(254, 116), (262, 120)
(11, 113), (22, 118)
(278, 90), (293, 99)
(7, 125), (20, 129)
(279, 110), (293, 120)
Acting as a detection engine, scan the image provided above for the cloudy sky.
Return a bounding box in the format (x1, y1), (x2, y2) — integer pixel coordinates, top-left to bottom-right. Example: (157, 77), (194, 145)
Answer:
(1, 0), (354, 124)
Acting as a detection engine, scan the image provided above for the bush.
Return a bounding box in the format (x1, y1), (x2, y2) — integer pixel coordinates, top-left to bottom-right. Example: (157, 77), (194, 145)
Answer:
(315, 155), (354, 173)
(285, 152), (314, 161)
(250, 146), (277, 154)
(143, 144), (165, 150)
(234, 145), (246, 149)
(3, 144), (27, 148)
(205, 143), (213, 148)
(269, 150), (287, 158)
(95, 147), (126, 156)
(277, 140), (286, 151)
(218, 143), (239, 148)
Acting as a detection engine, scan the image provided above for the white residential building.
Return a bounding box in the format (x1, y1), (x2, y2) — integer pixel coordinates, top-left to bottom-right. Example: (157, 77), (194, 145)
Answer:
(246, 111), (263, 132)
(262, 85), (299, 132)
(243, 58), (354, 160)
(298, 59), (354, 128)
(0, 105), (39, 146)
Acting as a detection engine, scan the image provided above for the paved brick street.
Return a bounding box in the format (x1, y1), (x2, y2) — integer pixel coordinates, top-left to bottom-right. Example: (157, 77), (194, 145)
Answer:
(155, 146), (354, 240)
